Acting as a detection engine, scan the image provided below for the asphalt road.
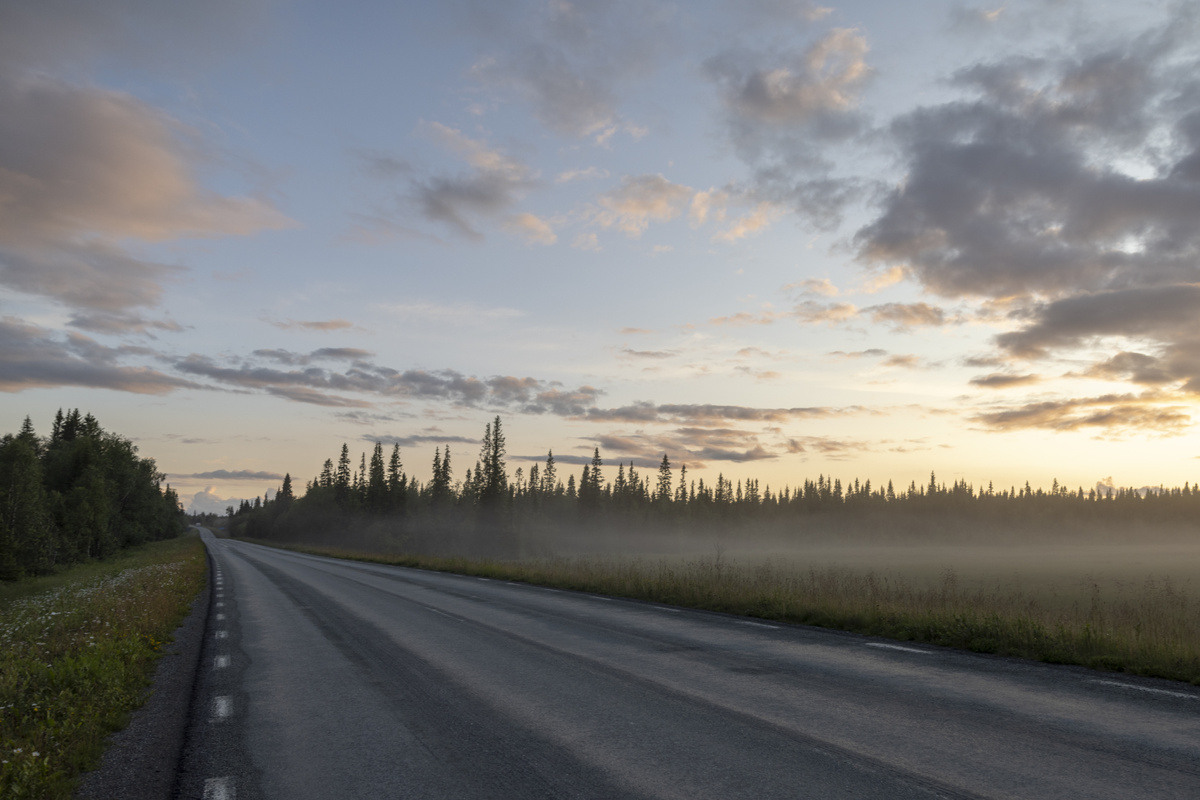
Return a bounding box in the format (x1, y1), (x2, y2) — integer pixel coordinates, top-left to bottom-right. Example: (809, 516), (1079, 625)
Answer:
(175, 531), (1200, 799)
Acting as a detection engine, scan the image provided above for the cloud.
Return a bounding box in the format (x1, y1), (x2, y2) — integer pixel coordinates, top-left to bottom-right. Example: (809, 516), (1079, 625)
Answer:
(707, 28), (870, 127)
(583, 402), (850, 425)
(864, 301), (948, 331)
(403, 123), (538, 241)
(791, 300), (859, 325)
(505, 212), (557, 244)
(267, 318), (354, 332)
(828, 348), (888, 359)
(620, 348), (676, 360)
(463, 0), (671, 138)
(594, 428), (777, 466)
(252, 347), (374, 366)
(364, 433), (478, 449)
(174, 469), (284, 481)
(0, 78), (292, 321)
(971, 394), (1191, 435)
(995, 285), (1200, 357)
(713, 202), (781, 242)
(784, 278), (839, 296)
(857, 14), (1200, 303)
(592, 174), (693, 236)
(174, 350), (606, 415)
(968, 373), (1041, 388)
(556, 166), (609, 184)
(882, 354), (924, 369)
(0, 317), (200, 394)
(853, 8), (1200, 410)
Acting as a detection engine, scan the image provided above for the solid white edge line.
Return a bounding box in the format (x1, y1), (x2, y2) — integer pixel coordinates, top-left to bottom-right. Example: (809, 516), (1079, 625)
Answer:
(203, 776), (235, 800)
(865, 642), (928, 654)
(1090, 680), (1198, 700)
(653, 606), (682, 613)
(735, 620), (780, 629)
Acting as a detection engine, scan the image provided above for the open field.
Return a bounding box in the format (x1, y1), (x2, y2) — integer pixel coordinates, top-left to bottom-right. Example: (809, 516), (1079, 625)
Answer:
(0, 535), (206, 800)
(249, 535), (1200, 685)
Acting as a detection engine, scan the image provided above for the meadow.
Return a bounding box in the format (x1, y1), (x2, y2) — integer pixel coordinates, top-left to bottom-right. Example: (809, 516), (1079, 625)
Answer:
(250, 534), (1200, 685)
(0, 535), (206, 800)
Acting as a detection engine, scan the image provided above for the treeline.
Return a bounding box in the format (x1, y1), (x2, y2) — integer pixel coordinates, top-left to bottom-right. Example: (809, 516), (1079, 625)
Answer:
(231, 416), (1200, 551)
(0, 410), (186, 579)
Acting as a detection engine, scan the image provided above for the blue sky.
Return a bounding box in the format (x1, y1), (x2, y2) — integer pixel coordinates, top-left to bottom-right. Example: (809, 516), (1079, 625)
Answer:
(2, 0), (1198, 513)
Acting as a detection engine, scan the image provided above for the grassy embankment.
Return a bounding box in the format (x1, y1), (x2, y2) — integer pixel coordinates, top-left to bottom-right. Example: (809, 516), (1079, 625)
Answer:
(250, 537), (1200, 685)
(0, 534), (206, 800)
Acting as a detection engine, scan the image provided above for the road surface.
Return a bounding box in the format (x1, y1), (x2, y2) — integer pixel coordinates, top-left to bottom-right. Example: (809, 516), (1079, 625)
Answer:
(176, 531), (1200, 799)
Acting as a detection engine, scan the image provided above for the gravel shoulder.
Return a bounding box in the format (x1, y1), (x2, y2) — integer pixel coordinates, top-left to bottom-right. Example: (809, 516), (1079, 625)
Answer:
(74, 547), (212, 800)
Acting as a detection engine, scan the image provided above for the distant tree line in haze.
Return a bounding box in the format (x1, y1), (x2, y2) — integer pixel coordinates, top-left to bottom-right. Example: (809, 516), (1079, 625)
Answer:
(230, 416), (1200, 553)
(0, 410), (187, 579)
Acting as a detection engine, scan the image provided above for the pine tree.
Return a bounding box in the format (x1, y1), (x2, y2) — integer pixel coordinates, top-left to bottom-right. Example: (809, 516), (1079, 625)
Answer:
(477, 416), (508, 511)
(367, 442), (387, 511)
(656, 454), (672, 504)
(334, 444), (352, 506)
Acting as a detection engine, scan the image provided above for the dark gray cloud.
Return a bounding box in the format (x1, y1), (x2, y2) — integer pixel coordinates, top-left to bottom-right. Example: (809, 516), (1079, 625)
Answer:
(853, 7), (1200, 429)
(252, 347), (374, 366)
(0, 317), (199, 394)
(174, 351), (606, 414)
(857, 15), (1200, 302)
(995, 285), (1200, 357)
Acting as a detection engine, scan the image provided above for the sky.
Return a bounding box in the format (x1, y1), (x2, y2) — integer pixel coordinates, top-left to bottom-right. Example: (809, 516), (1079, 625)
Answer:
(2, 0), (1199, 514)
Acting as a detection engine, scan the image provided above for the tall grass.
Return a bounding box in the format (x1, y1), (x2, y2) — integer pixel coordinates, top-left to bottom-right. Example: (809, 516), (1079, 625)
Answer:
(262, 540), (1200, 685)
(0, 535), (206, 800)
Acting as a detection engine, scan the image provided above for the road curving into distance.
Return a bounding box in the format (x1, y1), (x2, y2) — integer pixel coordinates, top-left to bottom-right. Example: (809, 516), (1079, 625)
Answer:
(176, 530), (1200, 799)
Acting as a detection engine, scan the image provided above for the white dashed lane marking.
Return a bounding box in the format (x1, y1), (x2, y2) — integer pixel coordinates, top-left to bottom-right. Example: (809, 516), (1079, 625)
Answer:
(212, 695), (232, 721)
(214, 654), (230, 669)
(203, 776), (235, 799)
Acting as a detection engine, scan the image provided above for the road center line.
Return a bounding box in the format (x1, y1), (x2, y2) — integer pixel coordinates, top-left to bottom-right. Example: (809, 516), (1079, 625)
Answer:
(865, 642), (928, 654)
(1090, 680), (1198, 699)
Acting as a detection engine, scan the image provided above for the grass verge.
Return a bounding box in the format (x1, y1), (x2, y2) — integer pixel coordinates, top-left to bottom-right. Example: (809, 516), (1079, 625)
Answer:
(248, 538), (1200, 685)
(0, 535), (207, 800)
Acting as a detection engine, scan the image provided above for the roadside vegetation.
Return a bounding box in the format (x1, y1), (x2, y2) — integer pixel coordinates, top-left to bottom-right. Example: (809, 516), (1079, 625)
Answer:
(252, 539), (1200, 685)
(0, 410), (187, 579)
(0, 534), (206, 800)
